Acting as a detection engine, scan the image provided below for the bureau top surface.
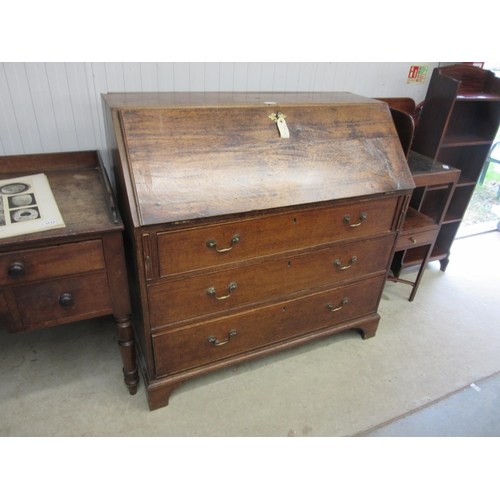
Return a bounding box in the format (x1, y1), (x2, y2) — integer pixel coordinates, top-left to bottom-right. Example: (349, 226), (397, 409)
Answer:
(104, 92), (414, 226)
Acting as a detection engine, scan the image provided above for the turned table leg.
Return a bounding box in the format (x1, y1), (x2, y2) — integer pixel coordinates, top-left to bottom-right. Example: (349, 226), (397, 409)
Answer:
(103, 232), (140, 395)
(115, 314), (139, 395)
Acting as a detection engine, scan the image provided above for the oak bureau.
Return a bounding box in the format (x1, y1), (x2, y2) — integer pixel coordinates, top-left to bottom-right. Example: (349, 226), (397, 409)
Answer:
(102, 92), (415, 410)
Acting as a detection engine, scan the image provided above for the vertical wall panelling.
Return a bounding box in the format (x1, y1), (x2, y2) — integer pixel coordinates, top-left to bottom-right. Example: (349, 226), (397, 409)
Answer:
(173, 62), (190, 91)
(140, 63), (159, 92)
(104, 62), (126, 91)
(233, 62), (249, 91)
(189, 62), (205, 91)
(219, 63), (235, 91)
(0, 64), (30, 154)
(123, 63), (142, 91)
(44, 63), (80, 152)
(0, 62), (440, 167)
(296, 62), (315, 91)
(2, 63), (43, 154)
(64, 62), (97, 152)
(158, 63), (175, 91)
(246, 62), (262, 90)
(24, 63), (61, 153)
(273, 63), (288, 91)
(85, 62), (110, 167)
(284, 63), (301, 92)
(203, 62), (219, 91)
(259, 62), (275, 91)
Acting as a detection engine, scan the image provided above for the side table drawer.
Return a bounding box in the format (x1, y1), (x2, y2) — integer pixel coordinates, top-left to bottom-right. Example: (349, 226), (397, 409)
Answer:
(153, 275), (385, 377)
(395, 227), (438, 251)
(13, 272), (113, 330)
(0, 240), (106, 286)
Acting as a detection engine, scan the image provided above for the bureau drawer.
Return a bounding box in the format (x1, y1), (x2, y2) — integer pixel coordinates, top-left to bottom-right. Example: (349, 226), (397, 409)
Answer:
(148, 235), (395, 328)
(153, 275), (385, 376)
(395, 227), (438, 251)
(156, 196), (400, 277)
(13, 272), (113, 330)
(0, 240), (106, 287)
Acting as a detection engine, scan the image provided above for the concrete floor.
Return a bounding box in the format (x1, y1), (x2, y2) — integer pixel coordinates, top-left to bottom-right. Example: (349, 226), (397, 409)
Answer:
(1, 230), (499, 437)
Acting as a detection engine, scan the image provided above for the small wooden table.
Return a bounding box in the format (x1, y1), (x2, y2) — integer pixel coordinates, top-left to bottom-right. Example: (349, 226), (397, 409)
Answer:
(388, 151), (460, 301)
(0, 151), (139, 395)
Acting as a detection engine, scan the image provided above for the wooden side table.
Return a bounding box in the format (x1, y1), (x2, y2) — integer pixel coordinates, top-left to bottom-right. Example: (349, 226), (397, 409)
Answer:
(388, 151), (460, 301)
(0, 151), (139, 395)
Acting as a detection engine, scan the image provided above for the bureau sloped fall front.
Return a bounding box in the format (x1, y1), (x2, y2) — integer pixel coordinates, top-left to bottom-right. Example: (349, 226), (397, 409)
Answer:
(102, 92), (415, 411)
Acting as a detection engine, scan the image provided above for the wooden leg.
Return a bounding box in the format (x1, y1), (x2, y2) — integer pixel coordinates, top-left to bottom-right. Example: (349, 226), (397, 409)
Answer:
(115, 314), (139, 395)
(147, 381), (182, 411)
(358, 315), (380, 340)
(440, 257), (450, 272)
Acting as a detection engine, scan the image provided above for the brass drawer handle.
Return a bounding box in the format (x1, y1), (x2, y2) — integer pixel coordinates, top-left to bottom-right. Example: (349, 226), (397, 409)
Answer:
(207, 330), (237, 347)
(206, 235), (240, 253)
(334, 256), (357, 270)
(206, 282), (237, 300)
(327, 298), (348, 312)
(343, 213), (367, 227)
(58, 293), (74, 307)
(8, 262), (25, 278)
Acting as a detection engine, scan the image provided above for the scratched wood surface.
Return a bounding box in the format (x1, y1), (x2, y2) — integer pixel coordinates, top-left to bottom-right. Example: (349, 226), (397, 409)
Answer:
(114, 93), (414, 225)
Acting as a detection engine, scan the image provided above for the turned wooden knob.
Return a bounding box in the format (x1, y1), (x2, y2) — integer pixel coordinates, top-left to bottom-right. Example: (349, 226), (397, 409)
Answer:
(58, 293), (74, 307)
(8, 262), (25, 278)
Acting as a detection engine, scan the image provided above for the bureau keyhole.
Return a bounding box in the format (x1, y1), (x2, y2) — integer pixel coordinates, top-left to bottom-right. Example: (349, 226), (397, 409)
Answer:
(282, 306), (287, 312)
(287, 261), (292, 268)
(293, 218), (297, 224)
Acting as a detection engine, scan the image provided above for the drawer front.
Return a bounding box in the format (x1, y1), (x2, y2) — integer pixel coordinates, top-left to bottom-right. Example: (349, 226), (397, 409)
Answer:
(0, 240), (106, 287)
(153, 275), (385, 377)
(13, 273), (113, 330)
(157, 196), (400, 277)
(148, 235), (395, 328)
(395, 227), (438, 251)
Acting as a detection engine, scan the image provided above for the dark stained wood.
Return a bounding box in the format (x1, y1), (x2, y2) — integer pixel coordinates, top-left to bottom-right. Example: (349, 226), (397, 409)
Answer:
(411, 65), (500, 271)
(389, 151), (460, 300)
(0, 151), (139, 395)
(103, 92), (414, 410)
(375, 97), (416, 115)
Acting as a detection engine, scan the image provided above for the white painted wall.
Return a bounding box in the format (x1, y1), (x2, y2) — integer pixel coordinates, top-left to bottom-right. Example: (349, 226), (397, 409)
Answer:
(0, 62), (439, 167)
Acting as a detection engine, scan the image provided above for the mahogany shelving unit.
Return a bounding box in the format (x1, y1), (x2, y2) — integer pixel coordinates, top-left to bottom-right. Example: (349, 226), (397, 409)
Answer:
(411, 64), (500, 270)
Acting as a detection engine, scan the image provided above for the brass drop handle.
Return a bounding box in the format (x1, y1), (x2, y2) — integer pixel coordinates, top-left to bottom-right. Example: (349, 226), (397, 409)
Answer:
(8, 262), (25, 278)
(334, 256), (357, 270)
(206, 235), (240, 253)
(206, 282), (237, 300)
(343, 213), (367, 227)
(327, 298), (348, 312)
(58, 293), (74, 307)
(207, 329), (237, 347)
